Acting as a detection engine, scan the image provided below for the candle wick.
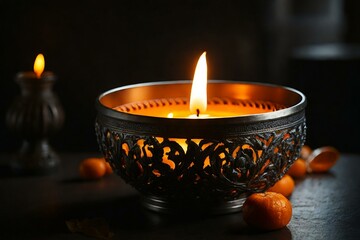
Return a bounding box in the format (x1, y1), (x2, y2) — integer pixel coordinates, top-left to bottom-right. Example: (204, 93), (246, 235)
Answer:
(196, 109), (200, 117)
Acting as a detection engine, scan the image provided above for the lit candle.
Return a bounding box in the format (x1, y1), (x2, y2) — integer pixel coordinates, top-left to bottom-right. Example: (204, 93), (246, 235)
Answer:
(115, 52), (280, 118)
(6, 53), (64, 174)
(14, 53), (53, 82)
(33, 53), (45, 78)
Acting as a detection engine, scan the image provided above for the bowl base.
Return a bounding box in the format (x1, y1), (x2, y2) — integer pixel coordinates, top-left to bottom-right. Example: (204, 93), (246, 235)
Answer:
(141, 195), (246, 215)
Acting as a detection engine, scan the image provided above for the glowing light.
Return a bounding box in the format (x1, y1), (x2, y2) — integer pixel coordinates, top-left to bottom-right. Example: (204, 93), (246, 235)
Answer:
(33, 53), (45, 78)
(189, 52), (207, 116)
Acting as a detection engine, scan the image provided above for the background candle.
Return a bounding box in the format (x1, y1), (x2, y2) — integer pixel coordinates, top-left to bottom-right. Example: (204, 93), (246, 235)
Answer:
(6, 54), (65, 175)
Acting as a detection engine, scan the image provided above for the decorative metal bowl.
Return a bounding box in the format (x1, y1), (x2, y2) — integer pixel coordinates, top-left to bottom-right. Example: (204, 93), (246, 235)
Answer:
(95, 80), (306, 214)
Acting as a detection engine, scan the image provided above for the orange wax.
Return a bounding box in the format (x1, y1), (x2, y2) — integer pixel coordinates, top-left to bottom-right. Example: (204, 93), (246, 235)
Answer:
(114, 97), (281, 119)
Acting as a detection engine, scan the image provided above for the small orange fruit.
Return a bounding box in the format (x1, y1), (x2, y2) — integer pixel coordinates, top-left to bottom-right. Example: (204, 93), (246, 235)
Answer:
(307, 146), (339, 173)
(99, 157), (113, 175)
(287, 158), (307, 178)
(79, 158), (107, 180)
(243, 192), (292, 231)
(103, 159), (113, 175)
(267, 174), (295, 198)
(300, 145), (312, 160)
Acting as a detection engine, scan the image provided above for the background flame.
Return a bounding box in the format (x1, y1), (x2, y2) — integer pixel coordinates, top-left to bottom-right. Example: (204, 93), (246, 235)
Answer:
(33, 54), (45, 78)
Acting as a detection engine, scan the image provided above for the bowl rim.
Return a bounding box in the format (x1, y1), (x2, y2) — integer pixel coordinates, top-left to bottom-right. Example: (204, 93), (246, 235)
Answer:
(95, 80), (306, 138)
(96, 80), (306, 120)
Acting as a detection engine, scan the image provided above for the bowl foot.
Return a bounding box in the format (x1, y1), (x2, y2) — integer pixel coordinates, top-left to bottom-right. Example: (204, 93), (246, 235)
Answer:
(141, 195), (246, 215)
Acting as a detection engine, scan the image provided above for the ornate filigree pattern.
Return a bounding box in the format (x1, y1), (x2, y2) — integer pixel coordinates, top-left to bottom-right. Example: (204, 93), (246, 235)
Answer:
(95, 120), (306, 204)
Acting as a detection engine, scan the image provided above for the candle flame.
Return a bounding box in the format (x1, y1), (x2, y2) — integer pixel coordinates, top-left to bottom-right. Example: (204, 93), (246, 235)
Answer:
(190, 52), (207, 115)
(33, 53), (45, 78)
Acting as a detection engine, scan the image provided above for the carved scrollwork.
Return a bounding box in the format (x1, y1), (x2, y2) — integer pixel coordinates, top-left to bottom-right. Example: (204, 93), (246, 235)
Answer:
(95, 119), (306, 203)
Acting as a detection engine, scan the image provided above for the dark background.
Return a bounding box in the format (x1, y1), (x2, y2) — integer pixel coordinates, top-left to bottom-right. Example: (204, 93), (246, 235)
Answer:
(1, 0), (359, 153)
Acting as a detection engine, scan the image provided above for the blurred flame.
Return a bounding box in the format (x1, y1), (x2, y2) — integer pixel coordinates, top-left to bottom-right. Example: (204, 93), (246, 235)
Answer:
(33, 53), (45, 78)
(190, 52), (207, 116)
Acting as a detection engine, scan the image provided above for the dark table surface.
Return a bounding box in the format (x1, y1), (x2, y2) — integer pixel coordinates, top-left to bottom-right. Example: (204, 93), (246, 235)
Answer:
(1, 152), (360, 240)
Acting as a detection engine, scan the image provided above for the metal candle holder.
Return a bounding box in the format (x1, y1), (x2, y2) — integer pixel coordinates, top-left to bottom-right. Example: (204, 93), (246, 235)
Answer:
(95, 81), (306, 214)
(6, 72), (64, 175)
